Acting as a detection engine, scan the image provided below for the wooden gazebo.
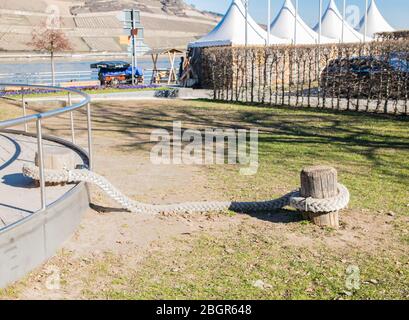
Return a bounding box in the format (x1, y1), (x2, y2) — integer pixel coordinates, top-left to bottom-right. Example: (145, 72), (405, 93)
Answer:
(148, 48), (184, 85)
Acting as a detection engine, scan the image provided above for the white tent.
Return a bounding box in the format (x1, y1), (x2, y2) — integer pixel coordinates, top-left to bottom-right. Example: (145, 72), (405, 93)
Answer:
(314, 0), (366, 43)
(270, 0), (335, 45)
(188, 0), (287, 48)
(358, 0), (394, 37)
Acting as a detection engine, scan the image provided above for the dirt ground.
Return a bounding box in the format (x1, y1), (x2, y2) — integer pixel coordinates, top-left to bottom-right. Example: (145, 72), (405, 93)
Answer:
(1, 99), (242, 299)
(1, 99), (407, 299)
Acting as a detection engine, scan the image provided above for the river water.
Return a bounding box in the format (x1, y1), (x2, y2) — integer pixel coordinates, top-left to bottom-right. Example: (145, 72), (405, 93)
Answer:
(0, 56), (173, 85)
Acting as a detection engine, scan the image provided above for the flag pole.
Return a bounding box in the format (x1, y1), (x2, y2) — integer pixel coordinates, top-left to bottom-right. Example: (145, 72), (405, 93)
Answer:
(245, 0), (249, 46)
(267, 0), (271, 46)
(317, 0), (322, 79)
(342, 0), (346, 43)
(318, 0), (322, 46)
(294, 0), (298, 45)
(364, 0), (368, 43)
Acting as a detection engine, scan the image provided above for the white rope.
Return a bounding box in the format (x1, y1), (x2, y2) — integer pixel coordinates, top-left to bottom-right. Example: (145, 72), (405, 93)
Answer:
(22, 164), (350, 215)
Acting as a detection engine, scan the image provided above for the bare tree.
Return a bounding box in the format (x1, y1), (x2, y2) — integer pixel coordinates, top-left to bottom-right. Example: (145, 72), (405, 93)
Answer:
(28, 19), (72, 86)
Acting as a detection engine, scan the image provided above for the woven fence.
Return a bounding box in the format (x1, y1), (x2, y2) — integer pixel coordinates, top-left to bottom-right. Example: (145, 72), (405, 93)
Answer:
(198, 40), (409, 115)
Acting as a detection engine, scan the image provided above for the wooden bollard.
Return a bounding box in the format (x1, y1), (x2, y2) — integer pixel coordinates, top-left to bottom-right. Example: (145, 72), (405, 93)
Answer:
(300, 165), (339, 228)
(34, 147), (76, 186)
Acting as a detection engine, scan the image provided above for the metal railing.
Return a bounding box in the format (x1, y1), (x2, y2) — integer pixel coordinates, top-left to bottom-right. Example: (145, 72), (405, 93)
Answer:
(0, 83), (92, 211)
(0, 71), (98, 86)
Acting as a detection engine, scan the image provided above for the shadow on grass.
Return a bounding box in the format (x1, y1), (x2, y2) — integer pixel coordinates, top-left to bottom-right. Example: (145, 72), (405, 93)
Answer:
(89, 201), (304, 225)
(68, 100), (409, 184)
(245, 209), (304, 224)
(82, 99), (409, 153)
(38, 99), (409, 212)
(195, 98), (409, 122)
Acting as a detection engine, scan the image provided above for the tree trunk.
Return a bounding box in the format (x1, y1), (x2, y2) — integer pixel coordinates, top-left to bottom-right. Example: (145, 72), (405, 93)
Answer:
(300, 166), (340, 228)
(51, 51), (55, 86)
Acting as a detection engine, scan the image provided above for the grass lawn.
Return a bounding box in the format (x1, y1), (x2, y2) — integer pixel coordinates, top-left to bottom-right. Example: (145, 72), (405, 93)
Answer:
(99, 226), (408, 300)
(83, 100), (409, 300)
(203, 101), (409, 215)
(0, 99), (408, 300)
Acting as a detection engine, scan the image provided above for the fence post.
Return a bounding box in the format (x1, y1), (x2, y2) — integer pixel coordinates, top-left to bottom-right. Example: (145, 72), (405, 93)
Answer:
(86, 103), (93, 170)
(68, 92), (75, 144)
(36, 118), (46, 211)
(22, 88), (28, 132)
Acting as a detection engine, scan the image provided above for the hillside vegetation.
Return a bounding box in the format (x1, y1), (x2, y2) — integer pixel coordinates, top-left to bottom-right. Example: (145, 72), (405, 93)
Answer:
(0, 0), (219, 52)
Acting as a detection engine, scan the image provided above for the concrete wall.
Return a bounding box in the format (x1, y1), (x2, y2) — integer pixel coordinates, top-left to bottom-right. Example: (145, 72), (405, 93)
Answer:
(0, 132), (90, 289)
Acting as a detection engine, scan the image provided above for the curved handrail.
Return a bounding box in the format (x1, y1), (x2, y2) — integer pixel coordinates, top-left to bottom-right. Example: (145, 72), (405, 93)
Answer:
(0, 83), (93, 211)
(0, 83), (91, 129)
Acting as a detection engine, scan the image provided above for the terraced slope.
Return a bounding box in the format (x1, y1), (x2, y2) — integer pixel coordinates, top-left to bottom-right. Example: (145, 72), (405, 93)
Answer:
(0, 0), (220, 52)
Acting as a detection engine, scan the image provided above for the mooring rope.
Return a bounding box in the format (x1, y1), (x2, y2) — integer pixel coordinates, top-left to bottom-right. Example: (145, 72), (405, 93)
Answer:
(22, 164), (350, 215)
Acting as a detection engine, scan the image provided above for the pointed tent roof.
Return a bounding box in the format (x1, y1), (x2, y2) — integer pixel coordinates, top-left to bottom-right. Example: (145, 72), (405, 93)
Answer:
(314, 0), (365, 43)
(270, 0), (335, 44)
(359, 0), (394, 37)
(189, 0), (287, 48)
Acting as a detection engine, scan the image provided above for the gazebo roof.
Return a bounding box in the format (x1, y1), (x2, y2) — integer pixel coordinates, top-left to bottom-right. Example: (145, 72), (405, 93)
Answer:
(147, 48), (184, 55)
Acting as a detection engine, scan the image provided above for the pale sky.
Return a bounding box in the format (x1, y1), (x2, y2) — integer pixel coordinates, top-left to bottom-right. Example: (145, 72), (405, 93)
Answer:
(185, 0), (409, 30)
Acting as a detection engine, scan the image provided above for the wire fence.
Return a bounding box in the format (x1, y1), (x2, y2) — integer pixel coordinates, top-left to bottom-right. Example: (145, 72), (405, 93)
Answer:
(198, 40), (409, 115)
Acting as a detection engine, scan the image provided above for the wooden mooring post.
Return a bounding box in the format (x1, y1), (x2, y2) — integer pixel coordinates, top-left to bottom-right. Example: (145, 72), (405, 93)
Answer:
(34, 148), (76, 186)
(300, 165), (340, 228)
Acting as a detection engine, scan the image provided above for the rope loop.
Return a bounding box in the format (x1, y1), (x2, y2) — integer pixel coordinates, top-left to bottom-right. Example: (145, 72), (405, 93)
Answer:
(22, 164), (350, 215)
